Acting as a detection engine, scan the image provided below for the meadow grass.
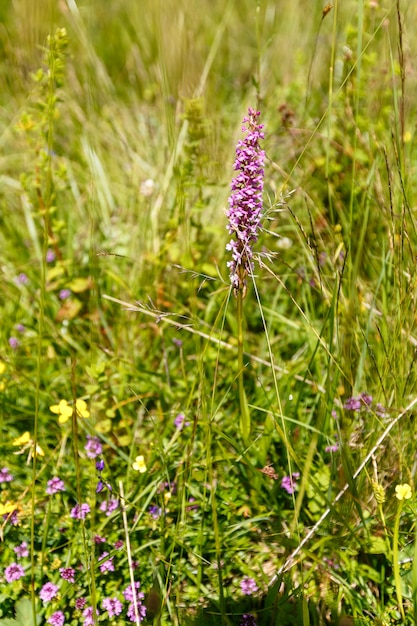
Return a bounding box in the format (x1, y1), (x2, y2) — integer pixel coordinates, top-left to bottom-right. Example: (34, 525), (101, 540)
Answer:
(1, 0), (417, 624)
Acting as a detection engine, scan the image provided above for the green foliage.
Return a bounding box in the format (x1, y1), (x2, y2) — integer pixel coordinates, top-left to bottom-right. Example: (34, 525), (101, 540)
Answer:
(0, 598), (38, 626)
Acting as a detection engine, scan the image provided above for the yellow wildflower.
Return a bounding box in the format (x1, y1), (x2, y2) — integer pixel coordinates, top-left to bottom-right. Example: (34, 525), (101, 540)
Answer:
(50, 399), (90, 424)
(395, 483), (412, 501)
(132, 455), (147, 473)
(50, 400), (72, 424)
(13, 431), (31, 446)
(0, 502), (16, 515)
(12, 432), (44, 461)
(75, 399), (90, 419)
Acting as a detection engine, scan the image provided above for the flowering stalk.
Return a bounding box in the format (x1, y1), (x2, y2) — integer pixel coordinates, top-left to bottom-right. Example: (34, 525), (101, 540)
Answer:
(226, 108), (265, 443)
(393, 483), (412, 620)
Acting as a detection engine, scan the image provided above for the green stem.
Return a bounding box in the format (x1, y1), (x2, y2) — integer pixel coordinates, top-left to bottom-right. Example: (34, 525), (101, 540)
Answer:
(393, 500), (405, 620)
(237, 290), (250, 443)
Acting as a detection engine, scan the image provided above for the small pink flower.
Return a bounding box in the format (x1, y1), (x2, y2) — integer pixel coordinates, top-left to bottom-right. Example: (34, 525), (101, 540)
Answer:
(14, 542), (29, 558)
(59, 567), (76, 583)
(240, 576), (258, 595)
(4, 562), (25, 582)
(39, 582), (59, 603)
(70, 503), (90, 520)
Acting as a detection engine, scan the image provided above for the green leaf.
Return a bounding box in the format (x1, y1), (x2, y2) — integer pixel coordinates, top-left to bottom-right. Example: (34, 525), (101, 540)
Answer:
(0, 598), (39, 626)
(15, 598), (38, 626)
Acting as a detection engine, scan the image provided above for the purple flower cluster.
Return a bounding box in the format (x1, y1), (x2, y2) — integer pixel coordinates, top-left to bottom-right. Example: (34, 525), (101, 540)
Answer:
(70, 503), (90, 520)
(14, 541), (29, 558)
(4, 509), (19, 525)
(148, 505), (162, 519)
(84, 435), (103, 458)
(174, 412), (189, 429)
(127, 602), (147, 622)
(123, 581), (147, 622)
(240, 614), (258, 626)
(47, 612), (65, 626)
(40, 582), (59, 603)
(102, 597), (123, 617)
(281, 472), (300, 495)
(82, 606), (98, 625)
(240, 576), (259, 595)
(46, 477), (66, 495)
(99, 498), (119, 516)
(0, 467), (13, 483)
(98, 552), (115, 574)
(343, 393), (386, 417)
(226, 108), (265, 294)
(4, 562), (25, 582)
(60, 567), (76, 583)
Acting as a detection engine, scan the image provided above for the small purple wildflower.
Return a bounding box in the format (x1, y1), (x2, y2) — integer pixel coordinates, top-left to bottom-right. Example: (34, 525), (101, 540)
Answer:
(240, 576), (258, 595)
(0, 467), (13, 483)
(172, 337), (183, 347)
(99, 498), (119, 516)
(93, 534), (106, 544)
(14, 541), (29, 558)
(46, 249), (56, 263)
(123, 581), (144, 603)
(4, 509), (19, 525)
(16, 273), (29, 285)
(46, 477), (66, 495)
(15, 323), (25, 333)
(174, 412), (189, 429)
(96, 459), (105, 472)
(75, 598), (86, 610)
(240, 615), (258, 626)
(187, 497), (199, 511)
(47, 611), (65, 626)
(344, 393), (374, 411)
(360, 392), (373, 406)
(59, 567), (76, 583)
(8, 337), (20, 349)
(82, 606), (98, 626)
(127, 602), (147, 622)
(59, 289), (71, 300)
(281, 472), (300, 495)
(70, 503), (90, 520)
(39, 582), (59, 603)
(98, 552), (114, 574)
(102, 597), (123, 618)
(325, 444), (339, 453)
(114, 539), (124, 549)
(4, 562), (25, 582)
(148, 505), (162, 519)
(376, 402), (387, 417)
(343, 396), (362, 411)
(226, 108), (265, 294)
(84, 436), (102, 459)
